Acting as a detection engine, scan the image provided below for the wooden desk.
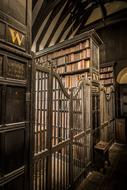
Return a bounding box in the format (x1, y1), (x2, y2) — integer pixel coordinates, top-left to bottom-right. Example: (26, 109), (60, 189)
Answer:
(94, 141), (110, 173)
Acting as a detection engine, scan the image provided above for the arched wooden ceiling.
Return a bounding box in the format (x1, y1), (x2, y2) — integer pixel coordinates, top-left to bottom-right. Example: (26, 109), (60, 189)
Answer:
(32, 0), (127, 52)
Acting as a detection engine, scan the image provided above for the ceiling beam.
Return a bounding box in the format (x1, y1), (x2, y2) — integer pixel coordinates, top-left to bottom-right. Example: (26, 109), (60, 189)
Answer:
(32, 0), (44, 24)
(65, 1), (96, 39)
(43, 0), (73, 48)
(55, 0), (90, 43)
(36, 0), (66, 51)
(32, 0), (38, 10)
(32, 0), (127, 50)
(76, 5), (96, 35)
(99, 1), (107, 19)
(78, 8), (127, 34)
(32, 0), (62, 43)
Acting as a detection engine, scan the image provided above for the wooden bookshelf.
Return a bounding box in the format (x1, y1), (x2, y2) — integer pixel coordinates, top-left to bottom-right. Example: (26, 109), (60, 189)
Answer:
(35, 30), (103, 148)
(35, 30), (106, 170)
(35, 30), (102, 89)
(100, 63), (115, 86)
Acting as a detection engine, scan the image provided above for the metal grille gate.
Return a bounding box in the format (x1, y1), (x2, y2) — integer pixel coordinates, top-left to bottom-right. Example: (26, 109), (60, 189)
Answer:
(33, 64), (91, 190)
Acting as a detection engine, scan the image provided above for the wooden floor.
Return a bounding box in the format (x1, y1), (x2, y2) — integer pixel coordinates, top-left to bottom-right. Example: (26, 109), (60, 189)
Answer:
(76, 143), (127, 190)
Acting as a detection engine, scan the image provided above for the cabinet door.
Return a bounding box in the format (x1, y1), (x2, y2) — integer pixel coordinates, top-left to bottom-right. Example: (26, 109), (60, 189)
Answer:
(5, 87), (25, 123)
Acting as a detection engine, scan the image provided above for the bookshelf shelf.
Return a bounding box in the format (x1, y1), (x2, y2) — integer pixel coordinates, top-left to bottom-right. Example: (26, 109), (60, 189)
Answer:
(100, 77), (113, 80)
(55, 57), (90, 68)
(60, 68), (90, 76)
(66, 57), (90, 65)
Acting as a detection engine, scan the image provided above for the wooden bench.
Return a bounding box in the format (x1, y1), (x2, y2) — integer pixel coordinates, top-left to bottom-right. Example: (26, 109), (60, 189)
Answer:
(94, 141), (111, 173)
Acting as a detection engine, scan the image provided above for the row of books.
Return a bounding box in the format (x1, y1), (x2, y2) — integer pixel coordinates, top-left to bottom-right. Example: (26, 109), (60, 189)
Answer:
(56, 60), (90, 74)
(56, 56), (66, 65)
(36, 50), (91, 68)
(35, 40), (91, 66)
(52, 39), (90, 58)
(101, 78), (114, 84)
(67, 49), (91, 62)
(100, 72), (113, 79)
(63, 72), (89, 88)
(100, 66), (113, 73)
(57, 66), (65, 73)
(55, 48), (91, 66)
(66, 60), (90, 72)
(62, 74), (81, 88)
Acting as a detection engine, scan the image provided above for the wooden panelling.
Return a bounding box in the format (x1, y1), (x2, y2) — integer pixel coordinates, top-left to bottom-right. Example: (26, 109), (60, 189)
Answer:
(6, 87), (25, 123)
(0, 86), (2, 124)
(4, 175), (24, 190)
(0, 0), (8, 13)
(0, 0), (26, 25)
(0, 129), (25, 174)
(115, 118), (126, 144)
(7, 58), (26, 80)
(0, 55), (3, 76)
(0, 53), (27, 81)
(0, 22), (6, 40)
(0, 0), (32, 189)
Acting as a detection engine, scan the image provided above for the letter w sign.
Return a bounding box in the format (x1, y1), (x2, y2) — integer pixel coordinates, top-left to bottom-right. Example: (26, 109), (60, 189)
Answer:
(9, 28), (25, 47)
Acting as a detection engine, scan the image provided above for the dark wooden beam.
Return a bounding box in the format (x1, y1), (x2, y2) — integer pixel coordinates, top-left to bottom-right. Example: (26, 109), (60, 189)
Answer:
(104, 0), (127, 3)
(55, 0), (90, 43)
(32, 0), (38, 10)
(67, 4), (94, 38)
(69, 0), (88, 21)
(36, 0), (66, 51)
(76, 0), (127, 34)
(32, 0), (127, 49)
(43, 0), (73, 48)
(55, 14), (74, 44)
(99, 2), (107, 19)
(32, 0), (62, 43)
(76, 4), (99, 35)
(78, 8), (127, 34)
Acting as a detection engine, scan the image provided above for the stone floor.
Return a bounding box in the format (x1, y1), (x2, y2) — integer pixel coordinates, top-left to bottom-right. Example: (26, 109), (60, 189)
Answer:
(76, 143), (127, 190)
